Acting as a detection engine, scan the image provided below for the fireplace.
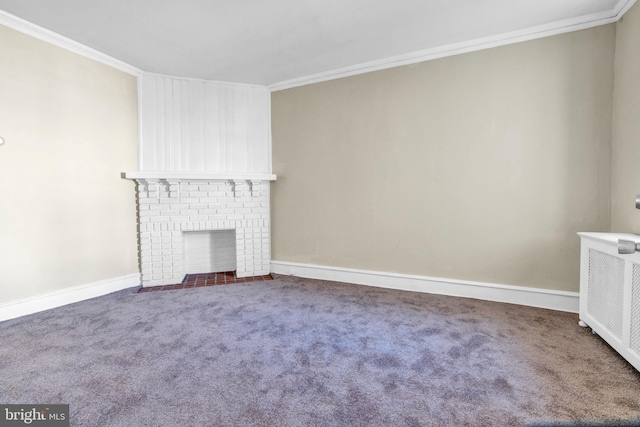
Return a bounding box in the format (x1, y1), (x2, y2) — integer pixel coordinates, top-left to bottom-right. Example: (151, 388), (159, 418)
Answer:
(129, 73), (275, 287)
(125, 173), (275, 288)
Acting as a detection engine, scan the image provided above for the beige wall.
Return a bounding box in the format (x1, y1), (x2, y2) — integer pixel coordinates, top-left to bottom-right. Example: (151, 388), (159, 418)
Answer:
(611, 3), (640, 233)
(272, 26), (616, 293)
(0, 24), (139, 304)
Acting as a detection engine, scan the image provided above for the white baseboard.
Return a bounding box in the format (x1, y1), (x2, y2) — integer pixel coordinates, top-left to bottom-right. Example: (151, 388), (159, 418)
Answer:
(271, 261), (579, 313)
(0, 273), (141, 322)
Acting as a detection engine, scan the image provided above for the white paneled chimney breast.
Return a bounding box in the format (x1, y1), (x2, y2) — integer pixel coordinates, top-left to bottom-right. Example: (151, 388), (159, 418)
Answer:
(126, 73), (275, 287)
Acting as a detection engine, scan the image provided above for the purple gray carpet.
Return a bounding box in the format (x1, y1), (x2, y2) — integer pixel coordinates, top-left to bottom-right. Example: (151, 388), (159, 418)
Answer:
(1, 274), (639, 426)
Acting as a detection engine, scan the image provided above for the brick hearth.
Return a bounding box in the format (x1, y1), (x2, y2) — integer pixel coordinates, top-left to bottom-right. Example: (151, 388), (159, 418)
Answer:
(137, 271), (274, 293)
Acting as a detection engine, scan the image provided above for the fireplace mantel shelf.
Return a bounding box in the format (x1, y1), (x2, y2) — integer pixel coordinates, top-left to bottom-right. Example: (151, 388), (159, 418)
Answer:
(124, 171), (277, 181)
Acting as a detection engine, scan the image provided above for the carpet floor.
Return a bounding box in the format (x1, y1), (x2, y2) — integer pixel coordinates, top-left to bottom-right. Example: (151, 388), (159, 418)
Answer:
(1, 274), (639, 426)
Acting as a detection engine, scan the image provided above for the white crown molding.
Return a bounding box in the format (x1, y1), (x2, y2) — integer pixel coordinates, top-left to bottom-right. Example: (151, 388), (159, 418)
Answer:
(0, 8), (141, 76)
(615, 0), (638, 16)
(269, 3), (635, 92)
(271, 261), (579, 313)
(2, 1), (635, 88)
(0, 273), (140, 322)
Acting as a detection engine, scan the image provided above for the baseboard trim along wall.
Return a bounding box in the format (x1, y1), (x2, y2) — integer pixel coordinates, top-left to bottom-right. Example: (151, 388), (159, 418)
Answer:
(0, 273), (141, 322)
(271, 261), (579, 313)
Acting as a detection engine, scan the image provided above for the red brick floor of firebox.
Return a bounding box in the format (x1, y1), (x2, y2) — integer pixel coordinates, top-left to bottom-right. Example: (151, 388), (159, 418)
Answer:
(137, 271), (274, 293)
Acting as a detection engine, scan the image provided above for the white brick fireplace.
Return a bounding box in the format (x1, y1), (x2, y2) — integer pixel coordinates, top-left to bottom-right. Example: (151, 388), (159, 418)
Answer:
(126, 173), (275, 287)
(128, 73), (276, 287)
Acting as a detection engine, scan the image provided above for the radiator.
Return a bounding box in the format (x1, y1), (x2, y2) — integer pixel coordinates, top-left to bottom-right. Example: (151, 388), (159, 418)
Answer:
(578, 232), (640, 372)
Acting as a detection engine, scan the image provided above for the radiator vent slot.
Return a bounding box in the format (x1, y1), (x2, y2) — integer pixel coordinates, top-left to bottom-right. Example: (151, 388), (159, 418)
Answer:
(587, 249), (624, 339)
(631, 263), (640, 355)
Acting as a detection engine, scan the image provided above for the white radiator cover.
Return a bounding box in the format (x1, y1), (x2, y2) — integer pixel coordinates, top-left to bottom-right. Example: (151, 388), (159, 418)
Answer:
(578, 232), (640, 372)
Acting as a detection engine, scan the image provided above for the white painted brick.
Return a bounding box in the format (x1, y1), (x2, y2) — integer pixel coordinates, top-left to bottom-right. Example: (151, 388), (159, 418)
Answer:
(149, 204), (169, 211)
(180, 197), (199, 203)
(134, 178), (272, 287)
(199, 197), (219, 203)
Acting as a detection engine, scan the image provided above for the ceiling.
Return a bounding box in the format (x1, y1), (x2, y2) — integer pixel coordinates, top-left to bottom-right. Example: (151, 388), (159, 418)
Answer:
(0, 0), (631, 88)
